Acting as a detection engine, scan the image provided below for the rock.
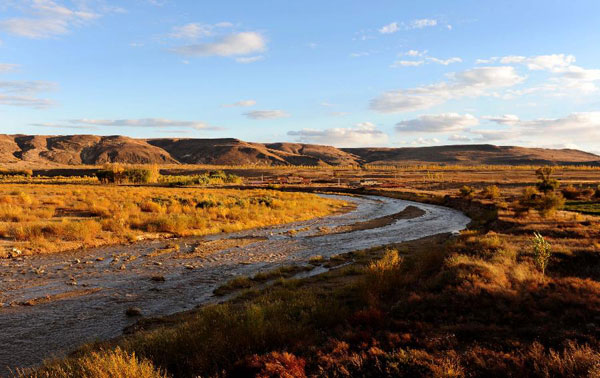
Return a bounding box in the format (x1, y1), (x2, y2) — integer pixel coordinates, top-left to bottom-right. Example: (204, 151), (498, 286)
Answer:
(73, 258), (81, 264)
(8, 248), (22, 258)
(125, 307), (142, 317)
(119, 264), (126, 270)
(96, 257), (105, 261)
(150, 275), (165, 282)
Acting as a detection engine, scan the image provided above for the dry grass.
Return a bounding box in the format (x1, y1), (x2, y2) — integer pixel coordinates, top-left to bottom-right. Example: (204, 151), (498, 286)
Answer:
(15, 166), (600, 377)
(0, 185), (345, 257)
(17, 348), (166, 378)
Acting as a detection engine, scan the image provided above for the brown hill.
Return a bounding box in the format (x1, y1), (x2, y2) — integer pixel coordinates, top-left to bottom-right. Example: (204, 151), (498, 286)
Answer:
(0, 135), (598, 167)
(344, 144), (600, 166)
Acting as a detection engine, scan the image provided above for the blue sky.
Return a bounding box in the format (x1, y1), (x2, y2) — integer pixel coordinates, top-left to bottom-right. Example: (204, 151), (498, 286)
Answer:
(1, 1), (600, 152)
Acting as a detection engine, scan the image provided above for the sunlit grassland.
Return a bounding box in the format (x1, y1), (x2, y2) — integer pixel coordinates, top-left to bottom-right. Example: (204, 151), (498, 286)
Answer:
(0, 185), (346, 257)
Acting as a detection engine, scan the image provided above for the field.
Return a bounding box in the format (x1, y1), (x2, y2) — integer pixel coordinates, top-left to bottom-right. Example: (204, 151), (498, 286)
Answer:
(9, 164), (600, 377)
(0, 183), (346, 257)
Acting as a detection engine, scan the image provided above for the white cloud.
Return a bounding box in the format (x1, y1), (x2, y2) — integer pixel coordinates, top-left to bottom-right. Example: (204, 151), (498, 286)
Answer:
(482, 114), (520, 125)
(0, 80), (57, 108)
(466, 112), (600, 148)
(379, 22), (399, 34)
(499, 54), (575, 71)
(449, 134), (471, 142)
(222, 99), (256, 108)
(378, 18), (438, 35)
(371, 66), (525, 113)
(410, 137), (440, 145)
(173, 31), (267, 57)
(169, 22), (233, 39)
(404, 49), (427, 57)
(409, 18), (437, 29)
(244, 110), (289, 120)
(471, 129), (520, 142)
(235, 55), (264, 63)
(427, 57), (462, 65)
(0, 0), (99, 39)
(396, 113), (479, 133)
(475, 58), (497, 64)
(391, 60), (424, 67)
(65, 118), (219, 130)
(288, 122), (389, 147)
(520, 112), (600, 136)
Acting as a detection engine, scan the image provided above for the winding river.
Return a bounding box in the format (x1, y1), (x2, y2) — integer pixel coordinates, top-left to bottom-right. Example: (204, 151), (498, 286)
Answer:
(0, 194), (470, 372)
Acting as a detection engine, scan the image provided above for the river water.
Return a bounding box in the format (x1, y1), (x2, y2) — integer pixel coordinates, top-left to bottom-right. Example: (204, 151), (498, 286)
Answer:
(0, 194), (470, 372)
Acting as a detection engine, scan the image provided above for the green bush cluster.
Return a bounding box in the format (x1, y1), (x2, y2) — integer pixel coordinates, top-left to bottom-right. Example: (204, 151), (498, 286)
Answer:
(96, 166), (159, 184)
(160, 171), (241, 187)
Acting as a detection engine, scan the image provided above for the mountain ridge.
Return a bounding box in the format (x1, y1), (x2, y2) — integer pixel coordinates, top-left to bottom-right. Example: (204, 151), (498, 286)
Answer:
(0, 134), (598, 167)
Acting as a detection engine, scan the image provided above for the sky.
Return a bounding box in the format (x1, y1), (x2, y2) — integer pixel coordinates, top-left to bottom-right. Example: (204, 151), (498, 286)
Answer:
(1, 0), (600, 153)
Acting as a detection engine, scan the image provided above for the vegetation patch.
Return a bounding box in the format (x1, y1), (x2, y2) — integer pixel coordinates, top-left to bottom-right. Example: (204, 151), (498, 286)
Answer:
(0, 185), (346, 257)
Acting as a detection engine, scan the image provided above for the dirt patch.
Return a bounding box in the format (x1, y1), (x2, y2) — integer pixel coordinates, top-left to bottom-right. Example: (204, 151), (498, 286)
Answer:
(315, 205), (426, 236)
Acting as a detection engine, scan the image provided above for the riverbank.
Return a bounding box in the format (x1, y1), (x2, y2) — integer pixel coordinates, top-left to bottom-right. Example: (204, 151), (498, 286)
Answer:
(21, 185), (600, 377)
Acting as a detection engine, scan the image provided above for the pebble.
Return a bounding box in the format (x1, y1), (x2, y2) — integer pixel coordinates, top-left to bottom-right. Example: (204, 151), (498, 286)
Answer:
(125, 307), (142, 317)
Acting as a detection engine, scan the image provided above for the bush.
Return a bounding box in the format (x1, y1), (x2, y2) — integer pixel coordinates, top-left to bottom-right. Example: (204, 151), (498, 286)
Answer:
(233, 352), (306, 378)
(481, 185), (500, 200)
(97, 165), (159, 184)
(519, 187), (564, 216)
(0, 169), (33, 177)
(459, 186), (475, 198)
(537, 192), (565, 216)
(536, 167), (560, 193)
(561, 185), (581, 200)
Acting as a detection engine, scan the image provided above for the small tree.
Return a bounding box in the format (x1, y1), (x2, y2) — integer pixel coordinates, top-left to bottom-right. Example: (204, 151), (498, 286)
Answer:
(536, 167), (559, 193)
(531, 232), (552, 276)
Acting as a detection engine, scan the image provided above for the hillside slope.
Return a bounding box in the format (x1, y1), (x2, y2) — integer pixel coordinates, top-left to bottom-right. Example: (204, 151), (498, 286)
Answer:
(0, 134), (598, 167)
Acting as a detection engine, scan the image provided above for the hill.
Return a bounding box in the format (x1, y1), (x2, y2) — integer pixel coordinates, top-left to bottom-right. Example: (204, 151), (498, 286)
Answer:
(0, 134), (598, 167)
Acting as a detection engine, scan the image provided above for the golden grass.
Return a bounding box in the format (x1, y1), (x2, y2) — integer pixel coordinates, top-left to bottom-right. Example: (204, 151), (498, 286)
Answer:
(17, 347), (166, 378)
(0, 185), (346, 256)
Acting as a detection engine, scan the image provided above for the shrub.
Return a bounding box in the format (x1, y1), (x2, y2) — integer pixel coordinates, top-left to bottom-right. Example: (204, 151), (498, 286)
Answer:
(537, 192), (565, 216)
(196, 200), (218, 209)
(140, 200), (163, 213)
(97, 165), (159, 184)
(519, 186), (540, 209)
(123, 167), (159, 184)
(233, 352), (306, 378)
(481, 185), (500, 200)
(536, 167), (559, 193)
(531, 232), (552, 276)
(459, 186), (475, 198)
(0, 169), (33, 177)
(22, 347), (166, 378)
(561, 185), (580, 200)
